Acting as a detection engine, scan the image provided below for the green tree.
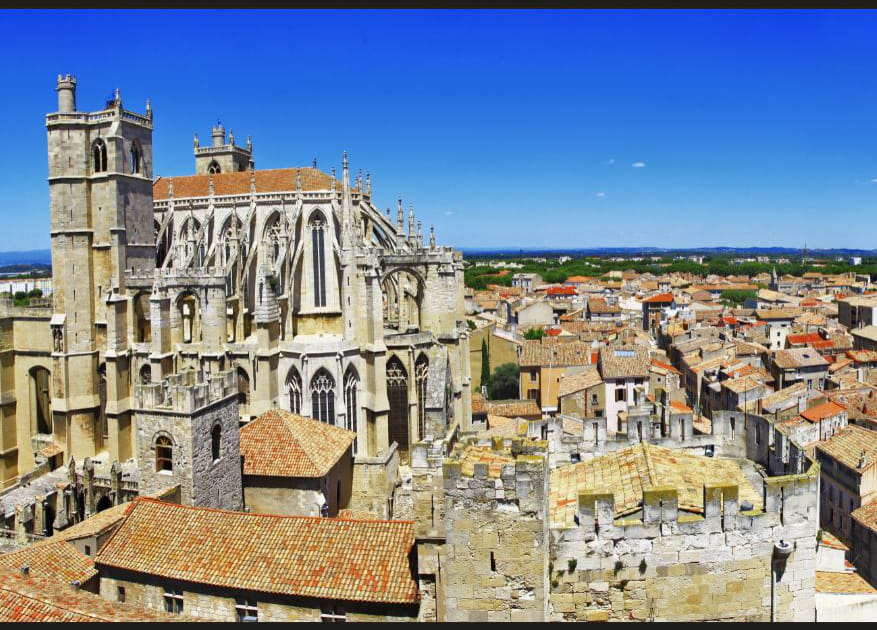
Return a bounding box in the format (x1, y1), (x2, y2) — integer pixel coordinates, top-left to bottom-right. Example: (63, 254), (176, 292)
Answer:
(524, 327), (545, 340)
(719, 289), (757, 307)
(480, 338), (490, 389)
(488, 362), (519, 400)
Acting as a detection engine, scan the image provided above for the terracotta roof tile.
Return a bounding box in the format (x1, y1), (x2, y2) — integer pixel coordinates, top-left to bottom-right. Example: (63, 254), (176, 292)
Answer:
(0, 568), (201, 622)
(816, 571), (877, 595)
(800, 400), (846, 423)
(0, 539), (96, 585)
(816, 425), (877, 472)
(241, 409), (355, 478)
(153, 167), (356, 200)
(96, 498), (419, 605)
(549, 443), (762, 527)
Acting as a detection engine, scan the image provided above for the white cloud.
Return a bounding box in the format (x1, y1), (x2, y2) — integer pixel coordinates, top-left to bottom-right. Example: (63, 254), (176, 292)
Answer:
(444, 210), (454, 215)
(607, 158), (615, 165)
(632, 161), (646, 168)
(595, 192), (606, 197)
(871, 178), (877, 183)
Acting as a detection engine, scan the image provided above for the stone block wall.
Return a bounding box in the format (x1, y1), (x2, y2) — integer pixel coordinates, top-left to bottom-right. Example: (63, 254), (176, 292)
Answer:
(440, 440), (549, 622)
(549, 467), (819, 621)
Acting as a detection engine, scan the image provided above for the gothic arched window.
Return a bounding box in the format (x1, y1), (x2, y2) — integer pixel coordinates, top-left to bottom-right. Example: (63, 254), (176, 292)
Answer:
(92, 139), (107, 173)
(130, 141), (142, 174)
(311, 368), (335, 424)
(415, 354), (429, 441)
(309, 212), (327, 308)
(208, 160), (221, 175)
(287, 367), (302, 414)
(344, 367), (360, 454)
(211, 425), (221, 462)
(155, 435), (173, 472)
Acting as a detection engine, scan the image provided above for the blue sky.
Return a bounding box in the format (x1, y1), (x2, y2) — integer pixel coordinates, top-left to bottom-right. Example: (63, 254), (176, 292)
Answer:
(3, 9), (877, 250)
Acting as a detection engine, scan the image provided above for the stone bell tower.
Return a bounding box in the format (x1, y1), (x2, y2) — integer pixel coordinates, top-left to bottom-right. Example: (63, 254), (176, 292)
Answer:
(46, 75), (155, 462)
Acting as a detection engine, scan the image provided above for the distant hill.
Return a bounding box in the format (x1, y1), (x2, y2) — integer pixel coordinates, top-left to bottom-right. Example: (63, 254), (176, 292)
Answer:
(0, 249), (52, 266)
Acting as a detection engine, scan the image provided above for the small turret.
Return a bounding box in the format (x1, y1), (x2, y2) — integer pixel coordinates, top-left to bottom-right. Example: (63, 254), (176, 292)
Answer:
(211, 121), (225, 147)
(193, 133), (199, 148)
(408, 203), (415, 240)
(145, 98), (152, 119)
(397, 199), (404, 233)
(430, 225), (436, 249)
(228, 128), (235, 146)
(56, 73), (77, 112)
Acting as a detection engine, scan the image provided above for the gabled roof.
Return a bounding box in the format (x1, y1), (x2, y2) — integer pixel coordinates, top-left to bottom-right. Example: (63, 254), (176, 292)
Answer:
(548, 443), (762, 527)
(773, 348), (829, 369)
(800, 400), (846, 423)
(241, 409), (355, 478)
(599, 345), (650, 379)
(96, 498), (419, 605)
(642, 292), (675, 304)
(816, 425), (877, 473)
(0, 539), (96, 586)
(0, 568), (201, 622)
(153, 167), (355, 200)
(557, 368), (603, 398)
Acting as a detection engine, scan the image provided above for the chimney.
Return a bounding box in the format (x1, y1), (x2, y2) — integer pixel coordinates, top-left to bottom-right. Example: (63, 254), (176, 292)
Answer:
(19, 565), (29, 577)
(860, 450), (868, 469)
(70, 580), (81, 591)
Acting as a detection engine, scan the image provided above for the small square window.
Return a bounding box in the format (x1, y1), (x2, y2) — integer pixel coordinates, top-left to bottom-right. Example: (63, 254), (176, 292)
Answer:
(117, 586), (126, 603)
(321, 605), (346, 622)
(164, 587), (183, 614)
(236, 597), (258, 622)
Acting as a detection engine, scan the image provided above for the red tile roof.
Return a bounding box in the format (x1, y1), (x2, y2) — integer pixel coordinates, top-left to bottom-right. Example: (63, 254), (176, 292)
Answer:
(546, 286), (576, 296)
(153, 167), (357, 199)
(0, 568), (201, 622)
(800, 400), (846, 423)
(642, 292), (675, 303)
(240, 409), (355, 478)
(0, 539), (96, 586)
(787, 332), (822, 345)
(96, 498), (419, 605)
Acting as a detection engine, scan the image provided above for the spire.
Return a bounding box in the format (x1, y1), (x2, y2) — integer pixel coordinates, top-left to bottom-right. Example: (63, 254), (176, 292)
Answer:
(397, 199), (404, 233)
(229, 128), (235, 146)
(430, 224), (436, 249)
(246, 135), (252, 152)
(366, 171), (372, 197)
(114, 87), (121, 104)
(168, 177), (175, 198)
(193, 132), (199, 148)
(295, 168), (302, 191)
(386, 207), (391, 220)
(341, 151), (352, 247)
(417, 220), (423, 248)
(408, 202), (415, 240)
(331, 167), (337, 193)
(313, 157), (317, 169)
(145, 98), (152, 119)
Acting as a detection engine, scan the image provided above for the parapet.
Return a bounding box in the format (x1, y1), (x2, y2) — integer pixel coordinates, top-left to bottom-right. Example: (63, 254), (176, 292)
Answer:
(134, 369), (237, 414)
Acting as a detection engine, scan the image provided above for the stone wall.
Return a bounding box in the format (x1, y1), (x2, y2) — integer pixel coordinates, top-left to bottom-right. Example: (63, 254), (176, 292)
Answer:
(98, 570), (419, 622)
(440, 440), (549, 622)
(550, 467), (819, 621)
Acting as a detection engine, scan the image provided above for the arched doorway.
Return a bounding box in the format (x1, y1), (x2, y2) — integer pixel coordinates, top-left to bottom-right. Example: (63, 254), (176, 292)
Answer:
(96, 495), (112, 513)
(386, 356), (409, 459)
